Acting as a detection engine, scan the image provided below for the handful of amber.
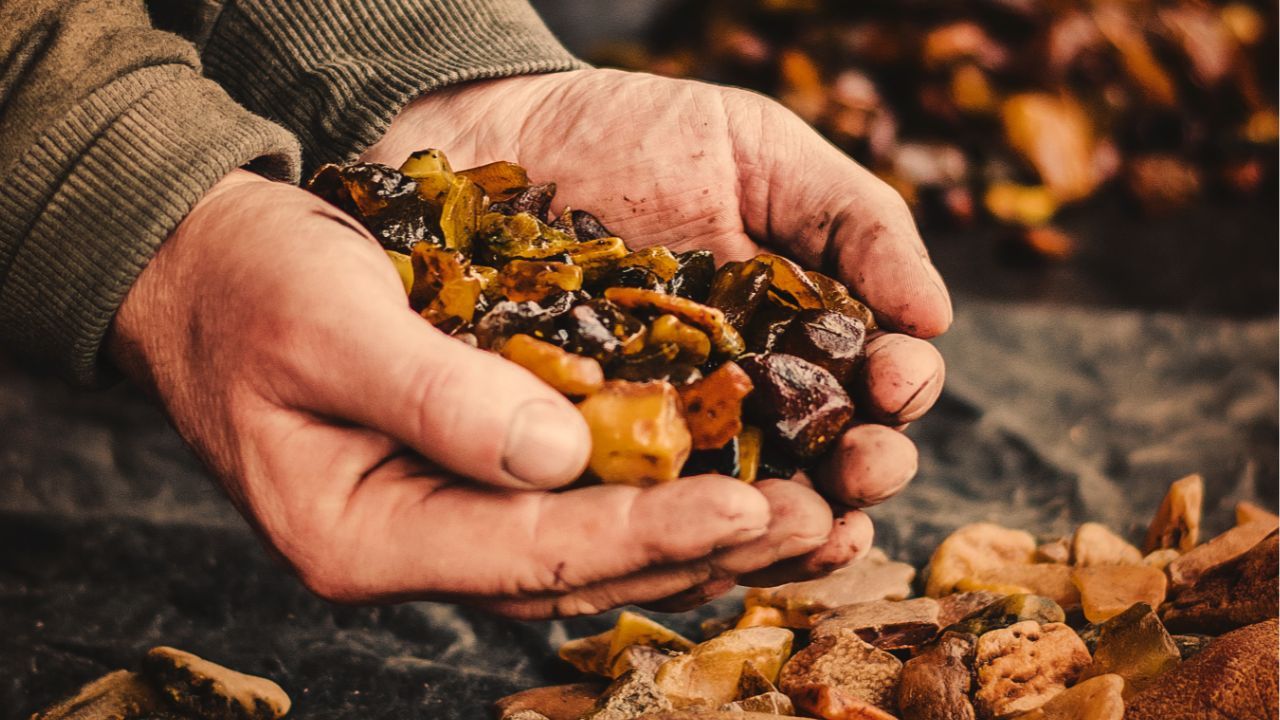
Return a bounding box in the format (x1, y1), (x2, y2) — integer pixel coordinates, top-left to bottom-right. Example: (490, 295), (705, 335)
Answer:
(308, 149), (878, 486)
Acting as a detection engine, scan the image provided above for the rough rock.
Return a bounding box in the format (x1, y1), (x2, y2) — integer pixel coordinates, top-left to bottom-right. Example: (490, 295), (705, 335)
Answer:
(778, 628), (902, 713)
(1166, 519), (1278, 589)
(29, 670), (163, 720)
(925, 524), (1036, 597)
(1161, 529), (1279, 634)
(142, 646), (290, 720)
(945, 594), (1064, 636)
(810, 598), (940, 650)
(1010, 673), (1124, 720)
(1142, 474), (1204, 554)
(897, 631), (976, 720)
(495, 683), (604, 720)
(582, 670), (673, 720)
(745, 549), (915, 627)
(973, 621), (1091, 718)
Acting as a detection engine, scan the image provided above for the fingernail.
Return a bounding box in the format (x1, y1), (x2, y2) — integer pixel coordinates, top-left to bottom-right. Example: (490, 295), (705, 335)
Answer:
(502, 400), (590, 487)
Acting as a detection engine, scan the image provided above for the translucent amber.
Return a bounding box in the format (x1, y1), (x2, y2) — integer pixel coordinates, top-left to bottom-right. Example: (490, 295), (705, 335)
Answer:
(603, 287), (745, 357)
(648, 314), (711, 365)
(706, 259), (774, 329)
(615, 247), (680, 282)
(457, 160), (530, 201)
(924, 523), (1036, 597)
(1080, 603), (1179, 698)
(1071, 565), (1168, 623)
(497, 259), (583, 303)
(1143, 474), (1204, 554)
(1072, 522), (1143, 566)
(654, 627), (794, 708)
(756, 253), (824, 310)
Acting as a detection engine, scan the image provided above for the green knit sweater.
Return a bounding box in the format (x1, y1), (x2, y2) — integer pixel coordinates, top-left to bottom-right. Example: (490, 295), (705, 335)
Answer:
(0, 0), (580, 384)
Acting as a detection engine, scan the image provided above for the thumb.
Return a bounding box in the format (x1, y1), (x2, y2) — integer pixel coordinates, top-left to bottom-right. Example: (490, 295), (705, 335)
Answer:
(734, 93), (953, 338)
(295, 285), (591, 490)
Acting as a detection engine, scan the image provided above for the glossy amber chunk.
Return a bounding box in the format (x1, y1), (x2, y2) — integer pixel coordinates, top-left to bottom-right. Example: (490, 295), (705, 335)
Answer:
(924, 523), (1036, 597)
(603, 287), (745, 357)
(774, 309), (867, 385)
(439, 175), (484, 253)
(806, 271), (876, 330)
(576, 381), (691, 486)
(399, 149), (455, 204)
(567, 237), (629, 283)
(457, 160), (530, 201)
(615, 247), (680, 282)
(706, 258), (774, 329)
(648, 314), (711, 365)
(409, 245), (481, 331)
(1072, 564), (1168, 623)
(1080, 602), (1180, 698)
(559, 299), (647, 363)
(385, 250), (414, 294)
(678, 362), (754, 450)
(500, 334), (603, 397)
(756, 253), (824, 309)
(739, 353), (854, 462)
(670, 250), (716, 301)
(497, 259), (583, 303)
(654, 627), (794, 708)
(473, 300), (556, 350)
(736, 425), (762, 483)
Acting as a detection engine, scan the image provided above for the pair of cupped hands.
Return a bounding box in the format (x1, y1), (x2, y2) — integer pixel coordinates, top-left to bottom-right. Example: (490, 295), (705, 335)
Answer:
(107, 69), (950, 618)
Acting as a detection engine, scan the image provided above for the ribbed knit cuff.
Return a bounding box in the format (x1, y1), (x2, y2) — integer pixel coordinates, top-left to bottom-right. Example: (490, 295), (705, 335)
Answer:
(0, 65), (301, 385)
(202, 0), (584, 172)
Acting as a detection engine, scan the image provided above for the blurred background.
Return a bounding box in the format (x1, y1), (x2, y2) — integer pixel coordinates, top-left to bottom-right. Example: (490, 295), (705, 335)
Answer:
(531, 0), (1278, 315)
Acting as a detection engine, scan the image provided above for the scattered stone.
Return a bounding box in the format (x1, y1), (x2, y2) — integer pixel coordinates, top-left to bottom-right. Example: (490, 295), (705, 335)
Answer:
(29, 670), (163, 720)
(735, 605), (787, 629)
(610, 646), (679, 680)
(1141, 548), (1180, 571)
(1125, 619), (1279, 720)
(583, 670), (673, 720)
(1010, 673), (1124, 720)
(1071, 523), (1142, 566)
(736, 660), (780, 699)
(142, 646), (290, 720)
(654, 627), (793, 708)
(788, 684), (901, 720)
(495, 683), (605, 720)
(1170, 634), (1214, 660)
(608, 612), (695, 665)
(560, 629), (614, 675)
(1079, 603), (1180, 697)
(506, 712), (551, 720)
(925, 524), (1036, 597)
(1071, 564), (1167, 623)
(634, 713), (806, 720)
(810, 597), (941, 650)
(1235, 500), (1279, 527)
(936, 592), (1004, 628)
(778, 628), (902, 713)
(1161, 529), (1278, 634)
(1142, 474), (1203, 554)
(973, 621), (1091, 718)
(720, 691), (796, 714)
(1166, 519), (1278, 590)
(1034, 538), (1070, 565)
(956, 564), (1080, 611)
(897, 631), (976, 720)
(944, 594), (1064, 636)
(745, 549), (915, 627)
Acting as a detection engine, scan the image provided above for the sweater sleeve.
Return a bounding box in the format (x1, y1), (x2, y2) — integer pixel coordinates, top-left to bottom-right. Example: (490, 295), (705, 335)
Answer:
(192, 0), (583, 171)
(0, 0), (302, 384)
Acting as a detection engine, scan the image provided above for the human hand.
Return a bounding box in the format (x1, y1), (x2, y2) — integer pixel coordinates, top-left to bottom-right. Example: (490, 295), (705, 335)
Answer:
(107, 170), (889, 617)
(365, 68), (951, 600)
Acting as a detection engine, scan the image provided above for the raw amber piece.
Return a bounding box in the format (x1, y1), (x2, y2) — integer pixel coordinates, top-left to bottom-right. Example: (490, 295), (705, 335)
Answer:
(604, 265), (665, 292)
(735, 606), (787, 630)
(778, 628), (901, 713)
(142, 646), (291, 720)
(811, 597), (941, 651)
(1080, 603), (1179, 698)
(943, 594), (1065, 637)
(333, 162), (419, 216)
(897, 631), (977, 720)
(457, 160), (529, 201)
(440, 175), (484, 253)
(409, 245), (481, 331)
(649, 314), (712, 365)
(489, 182), (555, 220)
(476, 212), (578, 266)
(774, 310), (867, 385)
(745, 549), (915, 627)
(654, 627), (794, 708)
(1162, 529), (1277, 634)
(742, 298), (797, 354)
(497, 259), (583, 303)
(364, 196), (443, 254)
(386, 250), (414, 294)
(559, 629), (613, 676)
(616, 247), (680, 282)
(1001, 93), (1097, 202)
(500, 334), (603, 397)
(567, 237), (629, 284)
(756, 253), (824, 310)
(1072, 522), (1143, 566)
(706, 259), (774, 330)
(789, 684), (899, 720)
(1013, 673), (1124, 720)
(936, 592), (1005, 628)
(719, 691), (795, 715)
(559, 299), (647, 363)
(973, 621), (1091, 718)
(737, 425), (763, 484)
(581, 670), (672, 720)
(1166, 518), (1278, 589)
(495, 683), (604, 720)
(924, 523), (1036, 597)
(806, 271), (876, 330)
(473, 300), (557, 350)
(608, 646), (677, 680)
(1124, 619), (1278, 720)
(399, 148), (455, 202)
(603, 287), (745, 357)
(670, 250), (716, 301)
(739, 353), (854, 462)
(607, 611), (696, 664)
(1072, 565), (1168, 624)
(1143, 474), (1204, 554)
(1236, 500), (1279, 527)
(1035, 538), (1071, 565)
(577, 381), (691, 486)
(678, 362), (754, 451)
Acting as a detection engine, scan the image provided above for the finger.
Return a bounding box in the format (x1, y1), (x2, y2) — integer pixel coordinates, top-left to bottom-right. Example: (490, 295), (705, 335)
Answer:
(856, 333), (946, 424)
(732, 93), (952, 337)
(479, 561), (720, 620)
(738, 509), (874, 587)
(712, 479), (834, 576)
(639, 577), (739, 614)
(813, 423), (919, 508)
(291, 284), (592, 490)
(313, 470), (770, 602)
